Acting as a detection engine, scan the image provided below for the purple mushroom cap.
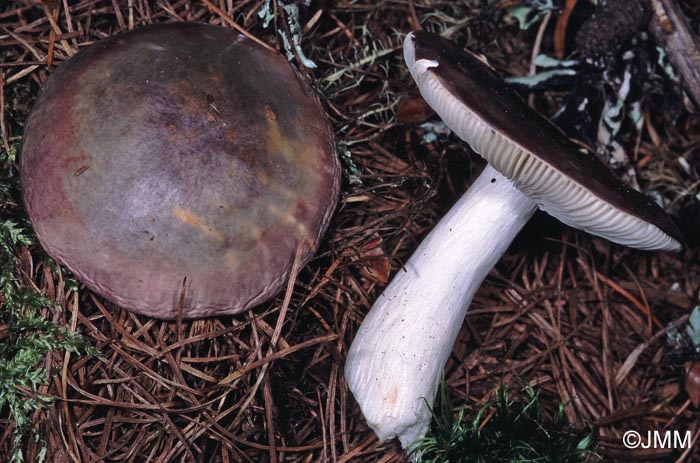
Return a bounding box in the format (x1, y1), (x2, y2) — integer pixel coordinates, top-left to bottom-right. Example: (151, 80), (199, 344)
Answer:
(21, 23), (340, 319)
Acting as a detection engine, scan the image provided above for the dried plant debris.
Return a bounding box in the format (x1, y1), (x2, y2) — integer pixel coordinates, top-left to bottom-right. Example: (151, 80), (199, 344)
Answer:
(505, 4), (691, 208)
(0, 0), (699, 462)
(649, 0), (700, 109)
(575, 0), (650, 59)
(667, 307), (700, 365)
(666, 307), (700, 407)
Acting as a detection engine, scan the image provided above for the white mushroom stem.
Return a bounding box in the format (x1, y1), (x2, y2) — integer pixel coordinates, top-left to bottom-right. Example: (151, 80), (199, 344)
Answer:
(345, 164), (536, 449)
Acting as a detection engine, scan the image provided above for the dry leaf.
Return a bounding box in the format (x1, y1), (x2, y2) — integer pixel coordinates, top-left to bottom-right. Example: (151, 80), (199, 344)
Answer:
(395, 95), (434, 124)
(684, 361), (700, 408)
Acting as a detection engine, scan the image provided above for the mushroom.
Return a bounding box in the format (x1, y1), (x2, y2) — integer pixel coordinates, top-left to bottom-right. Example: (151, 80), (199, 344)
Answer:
(21, 23), (340, 319)
(345, 31), (683, 450)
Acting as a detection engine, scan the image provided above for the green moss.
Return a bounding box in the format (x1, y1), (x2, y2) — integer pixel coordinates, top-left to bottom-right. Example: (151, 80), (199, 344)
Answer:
(412, 382), (599, 463)
(0, 144), (98, 463)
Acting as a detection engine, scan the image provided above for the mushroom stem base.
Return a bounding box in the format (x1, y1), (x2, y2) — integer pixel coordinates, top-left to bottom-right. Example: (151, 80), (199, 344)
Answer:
(345, 164), (537, 450)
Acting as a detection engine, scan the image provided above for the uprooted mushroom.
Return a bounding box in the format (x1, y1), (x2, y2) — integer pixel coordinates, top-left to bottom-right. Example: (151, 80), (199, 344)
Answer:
(345, 31), (683, 450)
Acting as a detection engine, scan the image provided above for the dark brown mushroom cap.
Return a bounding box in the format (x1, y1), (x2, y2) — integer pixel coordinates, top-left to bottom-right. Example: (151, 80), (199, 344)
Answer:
(405, 31), (683, 251)
(21, 23), (340, 319)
